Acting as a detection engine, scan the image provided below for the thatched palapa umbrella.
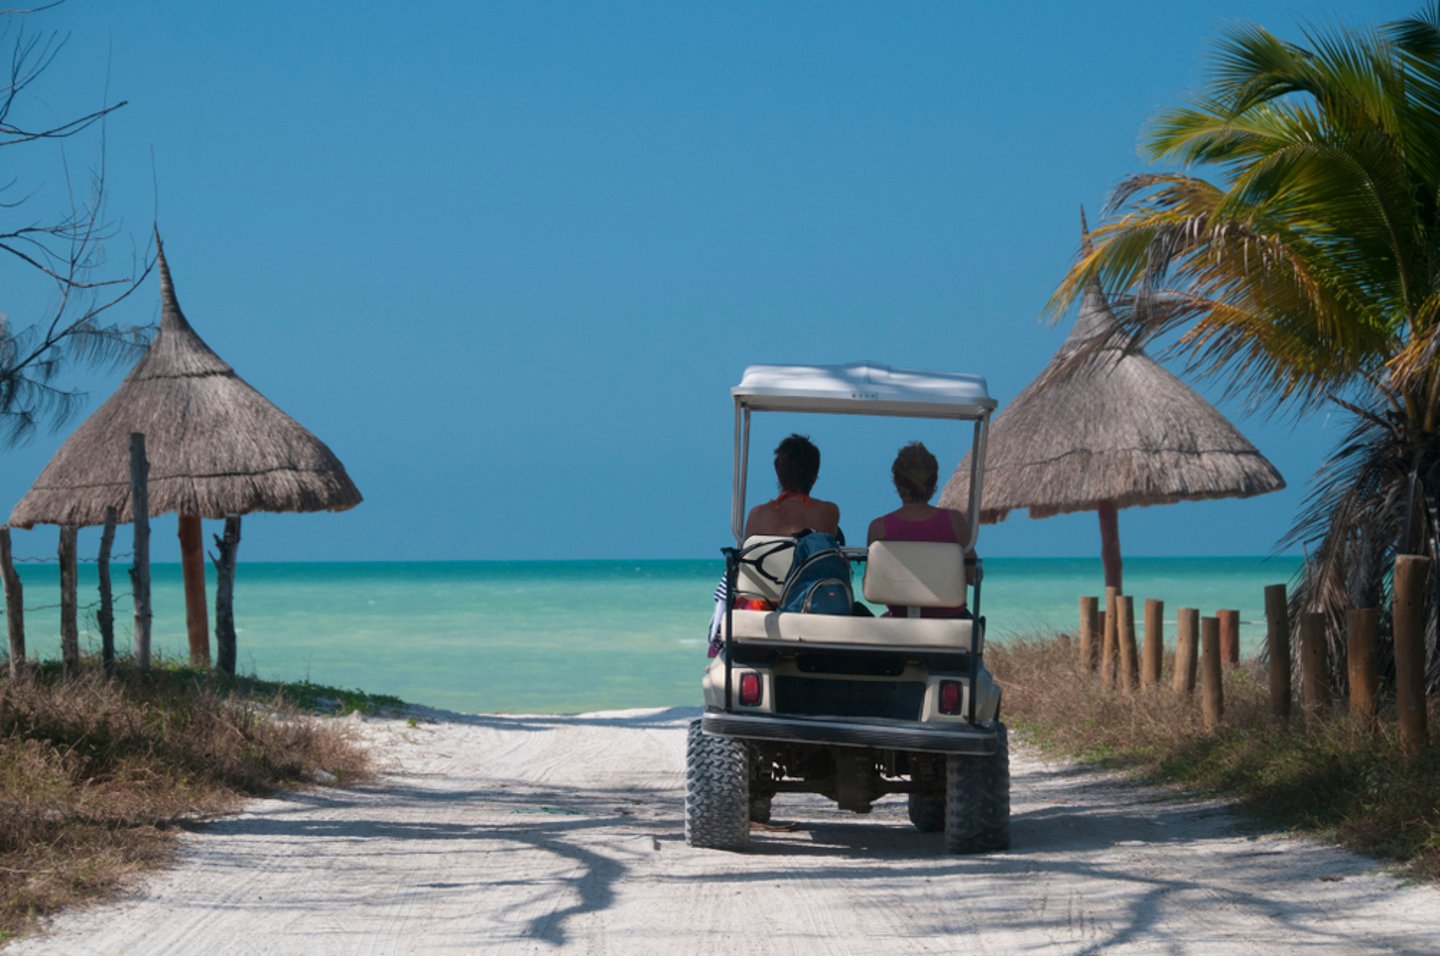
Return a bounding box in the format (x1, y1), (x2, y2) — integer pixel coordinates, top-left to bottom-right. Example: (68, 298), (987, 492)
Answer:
(9, 237), (361, 671)
(939, 215), (1282, 592)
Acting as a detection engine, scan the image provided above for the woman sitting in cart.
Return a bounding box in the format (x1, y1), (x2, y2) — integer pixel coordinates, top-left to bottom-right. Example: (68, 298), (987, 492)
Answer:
(867, 441), (973, 619)
(744, 433), (841, 538)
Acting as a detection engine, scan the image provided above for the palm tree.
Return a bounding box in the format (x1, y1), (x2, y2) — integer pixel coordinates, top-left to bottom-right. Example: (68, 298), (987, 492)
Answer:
(1051, 5), (1440, 686)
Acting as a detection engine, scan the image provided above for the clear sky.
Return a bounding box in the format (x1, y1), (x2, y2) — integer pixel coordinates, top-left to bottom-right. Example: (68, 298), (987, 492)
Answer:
(0, 0), (1402, 562)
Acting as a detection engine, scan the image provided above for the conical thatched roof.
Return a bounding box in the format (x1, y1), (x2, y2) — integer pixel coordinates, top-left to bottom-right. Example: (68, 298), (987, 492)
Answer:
(8, 240), (362, 528)
(940, 236), (1282, 523)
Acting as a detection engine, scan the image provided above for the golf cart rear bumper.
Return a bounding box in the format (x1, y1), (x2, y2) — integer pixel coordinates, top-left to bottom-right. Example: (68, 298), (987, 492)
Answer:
(702, 709), (998, 755)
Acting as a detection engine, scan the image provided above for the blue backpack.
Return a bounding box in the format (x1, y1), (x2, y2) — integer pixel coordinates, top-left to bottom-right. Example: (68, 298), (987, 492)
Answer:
(778, 531), (854, 614)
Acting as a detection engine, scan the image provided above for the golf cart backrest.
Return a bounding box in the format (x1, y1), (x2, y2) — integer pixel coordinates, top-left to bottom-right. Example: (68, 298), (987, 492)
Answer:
(735, 535), (796, 603)
(863, 540), (968, 613)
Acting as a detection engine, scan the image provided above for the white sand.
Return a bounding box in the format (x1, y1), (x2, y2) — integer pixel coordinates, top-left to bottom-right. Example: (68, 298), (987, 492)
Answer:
(10, 706), (1440, 954)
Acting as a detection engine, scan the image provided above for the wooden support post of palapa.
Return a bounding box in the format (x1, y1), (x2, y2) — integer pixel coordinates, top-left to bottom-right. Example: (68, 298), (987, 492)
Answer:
(129, 433), (152, 671)
(1264, 583), (1291, 720)
(178, 514), (211, 667)
(1200, 615), (1222, 729)
(58, 525), (79, 677)
(1218, 608), (1241, 667)
(1393, 555), (1430, 759)
(211, 515), (242, 677)
(1101, 586), (1119, 687)
(1118, 595), (1139, 690)
(1173, 607), (1198, 695)
(1346, 607), (1379, 727)
(0, 526), (24, 678)
(97, 507), (117, 675)
(1142, 598), (1163, 689)
(1299, 611), (1330, 718)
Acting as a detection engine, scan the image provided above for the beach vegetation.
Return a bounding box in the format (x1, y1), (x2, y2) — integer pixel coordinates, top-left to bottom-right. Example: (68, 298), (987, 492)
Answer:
(0, 661), (373, 939)
(1053, 4), (1440, 685)
(994, 637), (1440, 878)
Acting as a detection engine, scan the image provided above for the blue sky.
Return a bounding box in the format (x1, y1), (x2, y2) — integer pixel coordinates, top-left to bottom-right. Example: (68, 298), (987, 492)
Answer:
(0, 0), (1400, 562)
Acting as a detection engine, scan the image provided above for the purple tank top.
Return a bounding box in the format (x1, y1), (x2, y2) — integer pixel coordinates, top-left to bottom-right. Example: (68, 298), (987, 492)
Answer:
(878, 509), (968, 618)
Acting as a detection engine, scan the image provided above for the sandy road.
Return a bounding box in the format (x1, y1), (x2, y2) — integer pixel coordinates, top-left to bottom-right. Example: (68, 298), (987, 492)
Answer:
(11, 706), (1440, 954)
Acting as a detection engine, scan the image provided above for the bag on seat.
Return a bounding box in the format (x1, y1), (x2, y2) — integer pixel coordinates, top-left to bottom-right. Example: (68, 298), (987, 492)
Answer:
(778, 531), (853, 614)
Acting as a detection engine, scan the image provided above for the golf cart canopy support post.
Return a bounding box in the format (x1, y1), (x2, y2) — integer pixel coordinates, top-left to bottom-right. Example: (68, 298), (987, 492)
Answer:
(730, 362), (996, 549)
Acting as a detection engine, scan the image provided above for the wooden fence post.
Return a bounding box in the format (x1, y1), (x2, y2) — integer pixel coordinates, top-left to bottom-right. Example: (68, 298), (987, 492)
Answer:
(59, 526), (79, 677)
(97, 508), (117, 675)
(1142, 598), (1163, 688)
(1264, 584), (1291, 720)
(1173, 607), (1198, 696)
(129, 434), (152, 671)
(1201, 615), (1223, 729)
(1299, 611), (1330, 719)
(0, 527), (24, 679)
(1101, 586), (1119, 687)
(1118, 595), (1139, 690)
(1218, 608), (1241, 667)
(212, 516), (242, 677)
(1346, 607), (1379, 726)
(1393, 555), (1430, 759)
(1078, 596), (1098, 672)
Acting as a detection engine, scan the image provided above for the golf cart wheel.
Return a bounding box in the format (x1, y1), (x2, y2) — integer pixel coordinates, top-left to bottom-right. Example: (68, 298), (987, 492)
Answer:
(907, 791), (945, 833)
(749, 793), (773, 824)
(685, 719), (750, 850)
(943, 722), (1010, 854)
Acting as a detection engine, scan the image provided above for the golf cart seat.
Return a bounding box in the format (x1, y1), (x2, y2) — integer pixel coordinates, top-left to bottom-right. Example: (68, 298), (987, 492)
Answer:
(734, 535), (795, 604)
(726, 539), (975, 653)
(862, 540), (969, 616)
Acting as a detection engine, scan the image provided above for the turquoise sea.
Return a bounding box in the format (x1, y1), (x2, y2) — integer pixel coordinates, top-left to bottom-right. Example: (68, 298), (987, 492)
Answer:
(2, 557), (1301, 714)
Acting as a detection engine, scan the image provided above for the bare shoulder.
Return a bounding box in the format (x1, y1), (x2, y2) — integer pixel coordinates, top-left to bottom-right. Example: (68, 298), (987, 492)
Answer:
(744, 503), (768, 538)
(817, 498), (841, 530)
(866, 515), (886, 544)
(944, 508), (972, 547)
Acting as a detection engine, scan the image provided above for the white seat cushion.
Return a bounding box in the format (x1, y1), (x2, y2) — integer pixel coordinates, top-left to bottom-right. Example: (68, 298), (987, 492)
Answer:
(735, 535), (795, 603)
(863, 540), (968, 608)
(726, 608), (975, 653)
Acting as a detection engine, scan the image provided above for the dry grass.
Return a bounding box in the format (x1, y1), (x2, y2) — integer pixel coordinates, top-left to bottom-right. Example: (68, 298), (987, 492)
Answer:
(990, 636), (1440, 879)
(0, 665), (373, 940)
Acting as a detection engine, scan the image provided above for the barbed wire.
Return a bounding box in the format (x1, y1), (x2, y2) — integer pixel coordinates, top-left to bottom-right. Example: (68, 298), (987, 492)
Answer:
(1, 590), (135, 616)
(11, 551), (136, 565)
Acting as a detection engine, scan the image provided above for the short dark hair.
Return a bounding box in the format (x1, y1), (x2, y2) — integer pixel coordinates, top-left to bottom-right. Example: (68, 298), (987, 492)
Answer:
(892, 442), (938, 503)
(774, 434), (820, 493)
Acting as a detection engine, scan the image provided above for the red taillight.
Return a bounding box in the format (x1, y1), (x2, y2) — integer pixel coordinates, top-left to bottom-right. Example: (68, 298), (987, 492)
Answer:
(739, 672), (763, 706)
(939, 680), (962, 715)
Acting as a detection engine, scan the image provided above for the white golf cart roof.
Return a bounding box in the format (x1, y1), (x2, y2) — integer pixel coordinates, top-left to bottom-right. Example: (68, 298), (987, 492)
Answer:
(733, 362), (995, 419)
(730, 361), (995, 545)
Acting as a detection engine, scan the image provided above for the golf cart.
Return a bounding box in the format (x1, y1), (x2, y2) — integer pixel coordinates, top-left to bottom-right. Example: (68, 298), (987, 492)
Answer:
(686, 362), (1008, 853)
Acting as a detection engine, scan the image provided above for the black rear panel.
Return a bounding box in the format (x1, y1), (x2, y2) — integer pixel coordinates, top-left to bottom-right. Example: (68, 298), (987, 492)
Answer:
(775, 677), (926, 720)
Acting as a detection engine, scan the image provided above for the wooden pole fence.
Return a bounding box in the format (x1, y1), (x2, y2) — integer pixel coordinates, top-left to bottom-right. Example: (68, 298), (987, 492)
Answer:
(0, 527), (24, 679)
(1078, 596), (1099, 672)
(1299, 611), (1330, 719)
(97, 508), (117, 675)
(58, 526), (79, 677)
(129, 433), (153, 671)
(1201, 615), (1222, 729)
(1173, 607), (1198, 696)
(1345, 607), (1378, 727)
(1142, 598), (1163, 689)
(1264, 584), (1290, 720)
(1217, 608), (1240, 667)
(1118, 595), (1139, 690)
(1393, 555), (1430, 760)
(1102, 586), (1119, 687)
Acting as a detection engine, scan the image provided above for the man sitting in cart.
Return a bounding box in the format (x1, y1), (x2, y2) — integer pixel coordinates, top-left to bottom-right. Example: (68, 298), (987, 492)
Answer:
(867, 441), (974, 619)
(743, 433), (841, 538)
